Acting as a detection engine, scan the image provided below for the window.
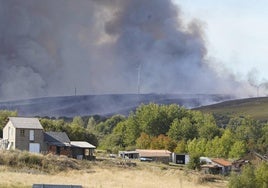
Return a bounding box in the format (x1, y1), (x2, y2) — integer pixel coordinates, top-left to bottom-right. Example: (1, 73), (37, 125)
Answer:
(29, 130), (34, 141)
(20, 129), (25, 136)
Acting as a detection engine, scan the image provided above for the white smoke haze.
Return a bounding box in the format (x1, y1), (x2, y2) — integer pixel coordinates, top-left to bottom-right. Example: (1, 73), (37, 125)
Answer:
(0, 0), (258, 101)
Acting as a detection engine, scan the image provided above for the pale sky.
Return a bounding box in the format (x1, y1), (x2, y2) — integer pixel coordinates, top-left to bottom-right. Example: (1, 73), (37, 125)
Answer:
(173, 0), (268, 83)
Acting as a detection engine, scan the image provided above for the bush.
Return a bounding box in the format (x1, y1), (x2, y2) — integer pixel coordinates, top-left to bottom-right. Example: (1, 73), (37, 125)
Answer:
(0, 150), (90, 173)
(187, 154), (201, 170)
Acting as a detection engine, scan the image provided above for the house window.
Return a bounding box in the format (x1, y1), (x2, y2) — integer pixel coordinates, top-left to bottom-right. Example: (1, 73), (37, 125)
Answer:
(20, 129), (25, 136)
(29, 130), (34, 141)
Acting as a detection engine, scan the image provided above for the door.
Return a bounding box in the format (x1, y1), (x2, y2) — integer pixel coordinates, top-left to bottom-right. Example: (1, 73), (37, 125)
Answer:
(29, 143), (40, 153)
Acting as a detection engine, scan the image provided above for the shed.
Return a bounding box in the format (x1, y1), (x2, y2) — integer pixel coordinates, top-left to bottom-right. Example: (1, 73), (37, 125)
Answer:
(136, 149), (172, 164)
(201, 164), (221, 174)
(119, 151), (139, 159)
(211, 158), (232, 175)
(71, 141), (96, 160)
(172, 153), (190, 164)
(44, 132), (71, 156)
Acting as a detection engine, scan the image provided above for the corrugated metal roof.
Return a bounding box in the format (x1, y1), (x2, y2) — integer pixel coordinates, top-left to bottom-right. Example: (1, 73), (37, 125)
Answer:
(9, 117), (43, 129)
(136, 149), (171, 157)
(70, 141), (96, 149)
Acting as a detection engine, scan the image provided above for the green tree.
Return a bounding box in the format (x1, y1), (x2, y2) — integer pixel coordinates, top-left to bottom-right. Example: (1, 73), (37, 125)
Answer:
(229, 164), (256, 188)
(174, 140), (187, 153)
(40, 118), (66, 132)
(257, 124), (268, 153)
(197, 114), (220, 140)
(87, 117), (97, 130)
(72, 116), (85, 127)
(255, 162), (268, 188)
(187, 153), (201, 170)
(205, 136), (222, 157)
(228, 116), (260, 151)
(218, 129), (234, 158)
(187, 138), (206, 156)
(0, 110), (18, 136)
(95, 115), (125, 135)
(229, 140), (247, 159)
(168, 117), (197, 141)
(112, 121), (128, 148)
(123, 114), (141, 146)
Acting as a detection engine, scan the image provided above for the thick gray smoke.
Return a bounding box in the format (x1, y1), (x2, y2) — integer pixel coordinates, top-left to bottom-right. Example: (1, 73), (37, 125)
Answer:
(0, 0), (254, 101)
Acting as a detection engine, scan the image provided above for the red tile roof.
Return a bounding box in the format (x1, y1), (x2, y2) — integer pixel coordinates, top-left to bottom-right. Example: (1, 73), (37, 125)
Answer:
(212, 158), (232, 167)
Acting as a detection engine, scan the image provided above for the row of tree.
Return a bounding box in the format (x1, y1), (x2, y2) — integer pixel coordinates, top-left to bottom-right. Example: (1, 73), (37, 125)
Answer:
(1, 103), (268, 159)
(95, 103), (268, 159)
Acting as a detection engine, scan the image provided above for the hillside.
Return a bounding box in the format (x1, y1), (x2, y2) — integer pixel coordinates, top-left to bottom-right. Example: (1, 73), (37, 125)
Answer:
(0, 94), (231, 117)
(196, 97), (268, 122)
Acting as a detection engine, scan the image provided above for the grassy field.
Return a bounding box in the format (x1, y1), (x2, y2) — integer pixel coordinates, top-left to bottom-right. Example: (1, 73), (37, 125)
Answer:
(195, 97), (268, 122)
(0, 150), (227, 188)
(0, 164), (227, 188)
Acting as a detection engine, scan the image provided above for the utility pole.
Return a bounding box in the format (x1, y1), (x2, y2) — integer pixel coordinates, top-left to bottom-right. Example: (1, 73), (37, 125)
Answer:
(137, 63), (142, 95)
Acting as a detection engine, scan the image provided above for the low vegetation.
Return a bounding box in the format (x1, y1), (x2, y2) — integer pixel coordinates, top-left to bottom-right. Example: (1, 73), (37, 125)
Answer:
(229, 163), (268, 188)
(0, 150), (227, 188)
(0, 150), (88, 174)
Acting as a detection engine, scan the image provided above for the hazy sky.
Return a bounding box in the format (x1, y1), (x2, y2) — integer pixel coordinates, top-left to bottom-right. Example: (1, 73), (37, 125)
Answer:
(0, 0), (265, 101)
(174, 0), (268, 83)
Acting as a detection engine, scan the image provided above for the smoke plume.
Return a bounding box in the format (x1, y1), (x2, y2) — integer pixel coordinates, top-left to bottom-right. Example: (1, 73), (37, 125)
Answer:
(0, 0), (255, 101)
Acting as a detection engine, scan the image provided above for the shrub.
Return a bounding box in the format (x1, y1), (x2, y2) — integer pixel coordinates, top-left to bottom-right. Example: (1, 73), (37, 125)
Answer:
(0, 150), (90, 173)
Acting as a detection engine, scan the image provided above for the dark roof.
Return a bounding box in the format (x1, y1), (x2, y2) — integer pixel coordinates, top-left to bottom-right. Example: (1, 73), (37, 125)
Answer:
(9, 117), (43, 129)
(44, 132), (71, 146)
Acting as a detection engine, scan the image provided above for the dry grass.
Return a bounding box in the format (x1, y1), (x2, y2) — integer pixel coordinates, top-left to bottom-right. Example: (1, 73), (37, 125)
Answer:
(0, 162), (227, 188)
(0, 151), (227, 188)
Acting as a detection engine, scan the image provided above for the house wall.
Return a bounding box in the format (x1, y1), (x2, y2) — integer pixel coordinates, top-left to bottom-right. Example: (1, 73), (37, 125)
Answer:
(3, 120), (46, 153)
(150, 156), (170, 164)
(15, 128), (45, 152)
(47, 145), (72, 157)
(3, 121), (16, 150)
(71, 147), (95, 160)
(72, 147), (84, 157)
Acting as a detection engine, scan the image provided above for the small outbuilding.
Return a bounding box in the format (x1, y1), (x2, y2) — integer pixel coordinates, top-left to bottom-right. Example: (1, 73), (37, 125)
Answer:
(172, 153), (190, 165)
(119, 151), (139, 159)
(71, 141), (96, 160)
(211, 158), (232, 175)
(136, 149), (172, 164)
(44, 132), (72, 157)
